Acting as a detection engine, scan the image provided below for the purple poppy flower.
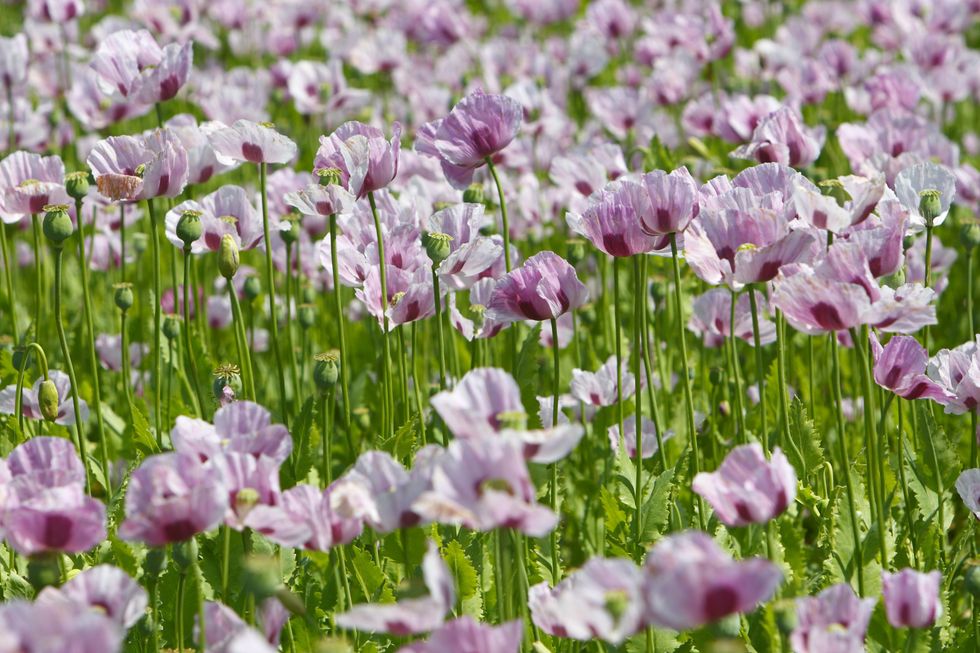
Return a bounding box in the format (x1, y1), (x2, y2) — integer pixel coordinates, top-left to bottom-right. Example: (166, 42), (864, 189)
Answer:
(688, 288), (776, 348)
(566, 180), (665, 257)
(244, 482), (362, 551)
(315, 121), (401, 199)
(0, 33), (28, 91)
(207, 120), (298, 165)
(90, 29), (160, 100)
(198, 601), (276, 653)
(165, 185), (263, 253)
(643, 530), (782, 630)
(87, 130), (189, 201)
(926, 337), (980, 414)
(166, 114), (238, 185)
(431, 367), (524, 440)
(0, 370), (88, 425)
(715, 94), (783, 143)
(732, 106), (825, 168)
(0, 600), (123, 653)
(135, 41), (193, 104)
(284, 183), (354, 221)
(36, 565), (148, 628)
(118, 452), (227, 547)
(356, 266), (435, 330)
(413, 436), (557, 536)
(869, 332), (952, 401)
(791, 583), (876, 653)
(629, 168), (700, 237)
(882, 569), (942, 629)
(213, 452), (282, 530)
(334, 450), (432, 533)
(398, 617), (522, 653)
(530, 557), (647, 644)
(3, 436), (85, 490)
(570, 356), (636, 407)
(501, 422), (585, 464)
(840, 198), (907, 278)
(448, 278), (507, 341)
(550, 144), (626, 206)
(337, 540), (454, 635)
(170, 400), (292, 465)
(692, 444), (797, 526)
(893, 162), (957, 231)
(792, 174), (885, 233)
(486, 251), (588, 324)
(608, 416), (674, 460)
(425, 90), (522, 173)
(0, 151), (68, 221)
(956, 468), (980, 519)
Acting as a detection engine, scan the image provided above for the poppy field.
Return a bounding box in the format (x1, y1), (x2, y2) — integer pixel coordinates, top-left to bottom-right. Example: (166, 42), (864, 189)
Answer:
(1, 0), (980, 651)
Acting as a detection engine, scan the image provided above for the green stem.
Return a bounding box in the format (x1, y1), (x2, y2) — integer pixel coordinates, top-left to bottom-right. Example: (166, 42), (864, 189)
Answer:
(640, 256), (667, 472)
(368, 191), (393, 440)
(632, 256), (645, 559)
(31, 213), (43, 340)
(411, 322), (427, 446)
(221, 525), (230, 599)
(196, 560), (206, 653)
(182, 249), (204, 416)
(854, 326), (888, 568)
(322, 391), (333, 485)
(612, 257), (625, 442)
(284, 243), (301, 414)
(775, 309), (792, 450)
(749, 286), (769, 450)
(328, 214), (352, 431)
(669, 234), (705, 529)
(728, 288), (746, 443)
(432, 268), (448, 390)
(175, 570), (186, 652)
(894, 398), (918, 566)
(0, 221), (18, 339)
(549, 316), (561, 580)
(228, 284), (256, 400)
(147, 199), (163, 445)
(258, 162), (290, 426)
(484, 157), (512, 272)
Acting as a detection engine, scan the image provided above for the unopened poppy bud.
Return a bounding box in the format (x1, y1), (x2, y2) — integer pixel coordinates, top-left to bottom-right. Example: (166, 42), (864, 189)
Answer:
(176, 209), (203, 247)
(708, 367), (724, 385)
(172, 538), (198, 571)
(423, 231), (453, 264)
(38, 378), (59, 422)
(965, 564), (980, 598)
(919, 190), (942, 226)
(774, 599), (797, 634)
(316, 167), (343, 187)
(962, 223), (980, 250)
(218, 234), (240, 279)
(163, 314), (181, 340)
(243, 276), (261, 300)
(462, 184), (485, 204)
(710, 613), (742, 639)
(113, 282), (134, 311)
(566, 238), (587, 266)
(212, 363), (242, 400)
(42, 204), (73, 246)
(279, 216), (300, 245)
(243, 554), (282, 600)
(718, 400), (731, 417)
(65, 171), (90, 200)
(144, 548), (168, 575)
(313, 351), (339, 391)
(298, 303), (315, 329)
(301, 285), (315, 304)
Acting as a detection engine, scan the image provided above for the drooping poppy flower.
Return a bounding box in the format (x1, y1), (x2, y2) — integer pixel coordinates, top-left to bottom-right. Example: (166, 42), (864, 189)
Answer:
(881, 569), (942, 629)
(692, 443), (798, 526)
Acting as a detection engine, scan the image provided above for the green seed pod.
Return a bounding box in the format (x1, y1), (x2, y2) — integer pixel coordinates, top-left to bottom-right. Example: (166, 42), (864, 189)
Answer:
(962, 223), (980, 250)
(301, 285), (315, 304)
(298, 303), (315, 329)
(462, 183), (485, 204)
(218, 233), (240, 279)
(316, 167), (344, 187)
(172, 538), (199, 572)
(918, 189), (943, 226)
(212, 363), (242, 400)
(313, 351), (340, 392)
(243, 276), (261, 301)
(163, 314), (181, 340)
(566, 238), (587, 266)
(64, 171), (90, 200)
(965, 564), (980, 598)
(143, 548), (168, 576)
(113, 282), (134, 311)
(42, 204), (74, 246)
(279, 216), (300, 246)
(423, 231), (453, 265)
(38, 378), (60, 422)
(27, 556), (61, 592)
(176, 209), (203, 247)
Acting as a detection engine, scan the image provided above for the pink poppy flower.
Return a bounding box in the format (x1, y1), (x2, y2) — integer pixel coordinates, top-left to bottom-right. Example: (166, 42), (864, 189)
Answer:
(284, 183), (354, 220)
(448, 278), (506, 341)
(431, 367), (525, 440)
(792, 174), (885, 233)
(869, 332), (952, 402)
(207, 120), (298, 165)
(336, 541), (454, 635)
(956, 468), (980, 519)
(243, 482), (362, 551)
(643, 530), (782, 630)
(118, 452), (228, 547)
(715, 94), (783, 143)
(893, 162), (957, 230)
(530, 557), (647, 644)
(692, 443), (798, 526)
(882, 569), (942, 629)
(198, 601), (278, 653)
(688, 288), (776, 348)
(166, 114), (238, 185)
(398, 617), (522, 653)
(570, 355), (636, 407)
(333, 450), (433, 533)
(0, 34), (29, 91)
(429, 90), (522, 171)
(732, 106), (825, 168)
(0, 150), (68, 221)
(608, 416), (674, 459)
(926, 337), (980, 414)
(87, 130), (189, 201)
(36, 565), (148, 628)
(0, 370), (88, 425)
(170, 400), (292, 465)
(487, 251), (588, 324)
(791, 584), (876, 653)
(566, 179), (665, 257)
(165, 185), (263, 253)
(213, 452), (282, 530)
(315, 121), (401, 199)
(0, 600), (123, 653)
(629, 167), (700, 237)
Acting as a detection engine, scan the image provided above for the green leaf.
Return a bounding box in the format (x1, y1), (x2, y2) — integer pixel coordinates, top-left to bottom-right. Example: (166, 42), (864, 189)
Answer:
(916, 403), (958, 492)
(285, 396), (317, 487)
(443, 539), (482, 618)
(349, 546), (393, 604)
(514, 324), (543, 400)
(785, 399), (825, 483)
(638, 469), (674, 545)
(128, 398), (158, 456)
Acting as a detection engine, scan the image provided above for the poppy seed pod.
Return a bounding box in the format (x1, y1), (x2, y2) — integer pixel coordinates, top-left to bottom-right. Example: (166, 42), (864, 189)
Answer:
(162, 314), (181, 340)
(218, 233), (240, 279)
(64, 171), (90, 200)
(279, 216), (300, 245)
(172, 538), (198, 572)
(38, 378), (60, 422)
(298, 303), (315, 329)
(962, 223), (980, 250)
(918, 190), (942, 226)
(423, 231), (453, 265)
(316, 166), (343, 187)
(462, 183), (485, 204)
(566, 238), (587, 266)
(301, 285), (315, 304)
(243, 275), (261, 300)
(212, 363), (242, 400)
(42, 204), (73, 246)
(176, 209), (203, 247)
(143, 548), (167, 576)
(313, 351), (339, 391)
(113, 282), (134, 311)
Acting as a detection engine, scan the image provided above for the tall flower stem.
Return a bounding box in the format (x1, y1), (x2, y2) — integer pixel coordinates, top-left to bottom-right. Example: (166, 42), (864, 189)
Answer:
(368, 191), (393, 440)
(890, 397), (917, 566)
(74, 197), (110, 477)
(411, 322), (427, 445)
(749, 286), (769, 450)
(14, 341), (48, 435)
(549, 316), (561, 581)
(31, 213), (43, 338)
(923, 224), (934, 350)
(612, 257), (625, 441)
(53, 245), (100, 492)
(284, 242), (301, 413)
(181, 249), (204, 415)
(146, 198), (163, 444)
(228, 285), (256, 400)
(968, 246), (976, 468)
(196, 560), (206, 653)
(830, 332), (864, 595)
(632, 256), (645, 557)
(0, 222), (18, 339)
(668, 234), (705, 530)
(728, 289), (746, 443)
(640, 256), (668, 472)
(119, 309), (133, 406)
(258, 162), (290, 426)
(484, 157), (511, 272)
(328, 214), (351, 430)
(775, 309), (792, 449)
(321, 389), (334, 485)
(854, 325), (888, 567)
(119, 204), (126, 283)
(175, 569), (186, 652)
(431, 268), (448, 390)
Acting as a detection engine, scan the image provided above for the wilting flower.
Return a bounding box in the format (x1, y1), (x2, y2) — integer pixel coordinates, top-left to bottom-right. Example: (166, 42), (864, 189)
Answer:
(0, 600), (123, 653)
(644, 530), (782, 629)
(398, 617), (522, 653)
(570, 356), (636, 407)
(881, 569), (942, 629)
(608, 416), (674, 459)
(0, 151), (68, 221)
(869, 333), (952, 401)
(315, 121), (401, 198)
(336, 541), (454, 635)
(170, 400), (292, 465)
(487, 251), (588, 323)
(0, 370), (88, 425)
(244, 482), (362, 551)
(165, 185), (264, 253)
(692, 444), (797, 526)
(791, 583), (876, 653)
(36, 565), (148, 628)
(208, 120), (298, 165)
(414, 437), (557, 536)
(118, 452), (227, 547)
(732, 106), (826, 168)
(530, 557), (647, 644)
